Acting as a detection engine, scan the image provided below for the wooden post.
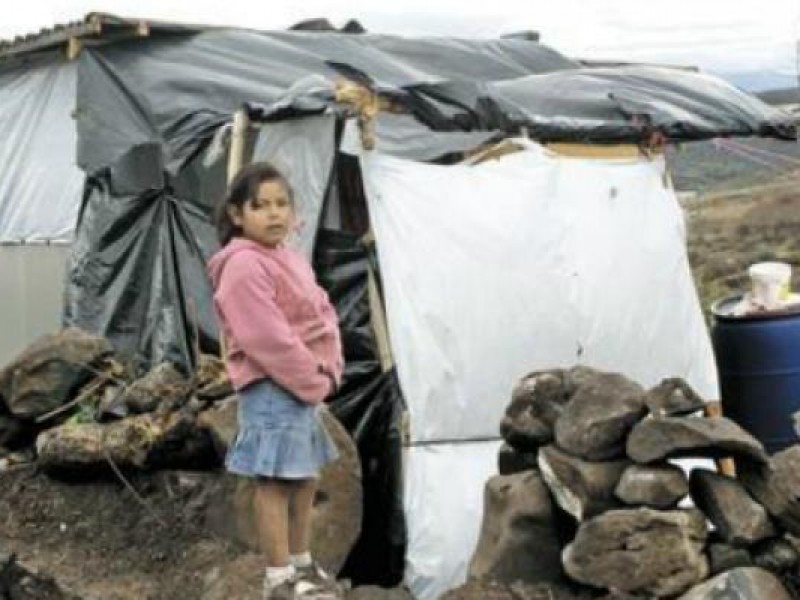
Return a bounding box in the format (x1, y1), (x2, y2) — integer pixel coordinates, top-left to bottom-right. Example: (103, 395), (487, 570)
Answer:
(227, 108), (249, 184)
(218, 108), (251, 360)
(362, 231), (408, 443)
(705, 400), (737, 477)
(66, 37), (83, 60)
(362, 231), (394, 373)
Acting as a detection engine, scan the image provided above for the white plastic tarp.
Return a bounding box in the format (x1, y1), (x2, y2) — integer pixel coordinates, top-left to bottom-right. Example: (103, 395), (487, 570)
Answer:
(359, 140), (718, 599)
(403, 441), (501, 600)
(251, 115), (336, 259)
(0, 59), (82, 242)
(362, 141), (717, 444)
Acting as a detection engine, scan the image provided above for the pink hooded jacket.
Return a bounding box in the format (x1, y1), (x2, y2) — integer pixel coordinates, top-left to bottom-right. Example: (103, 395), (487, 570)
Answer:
(207, 237), (344, 404)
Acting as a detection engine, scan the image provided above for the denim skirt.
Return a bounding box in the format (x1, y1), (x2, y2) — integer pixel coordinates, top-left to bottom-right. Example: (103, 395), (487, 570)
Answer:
(225, 378), (338, 479)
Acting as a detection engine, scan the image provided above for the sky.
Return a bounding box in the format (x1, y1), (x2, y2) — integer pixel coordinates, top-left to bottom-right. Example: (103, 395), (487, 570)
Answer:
(2, 0), (799, 90)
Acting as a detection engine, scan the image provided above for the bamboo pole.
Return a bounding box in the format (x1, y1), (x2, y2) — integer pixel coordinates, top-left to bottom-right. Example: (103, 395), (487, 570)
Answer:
(218, 108), (251, 360)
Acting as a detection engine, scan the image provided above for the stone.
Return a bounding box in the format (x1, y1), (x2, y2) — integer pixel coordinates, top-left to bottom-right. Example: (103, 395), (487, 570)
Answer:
(554, 369), (646, 461)
(440, 580), (583, 600)
(468, 471), (565, 585)
(562, 508), (708, 597)
(197, 395), (239, 461)
(0, 328), (113, 419)
(626, 417), (768, 464)
(707, 542), (752, 575)
(677, 567), (793, 600)
(205, 407), (362, 576)
(35, 411), (215, 472)
(497, 443), (538, 476)
(614, 463), (689, 508)
(195, 354), (233, 401)
(752, 537), (799, 573)
(121, 362), (192, 414)
(346, 586), (414, 599)
(738, 445), (800, 534)
(500, 369), (570, 451)
(537, 445), (628, 521)
(644, 378), (706, 417)
(0, 546), (80, 600)
(689, 469), (775, 546)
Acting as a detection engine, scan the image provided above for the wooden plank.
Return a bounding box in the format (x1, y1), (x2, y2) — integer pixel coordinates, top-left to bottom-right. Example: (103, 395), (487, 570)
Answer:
(545, 143), (649, 159)
(705, 400), (737, 477)
(66, 37), (83, 60)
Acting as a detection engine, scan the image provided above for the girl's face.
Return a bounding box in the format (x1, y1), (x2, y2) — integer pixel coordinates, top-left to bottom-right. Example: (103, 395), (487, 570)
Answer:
(229, 179), (294, 248)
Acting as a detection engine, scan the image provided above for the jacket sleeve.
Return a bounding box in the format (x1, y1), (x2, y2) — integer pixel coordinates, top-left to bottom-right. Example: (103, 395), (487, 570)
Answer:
(214, 252), (332, 404)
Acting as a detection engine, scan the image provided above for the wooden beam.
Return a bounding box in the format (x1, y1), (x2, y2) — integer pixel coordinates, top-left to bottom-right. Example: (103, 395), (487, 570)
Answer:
(227, 109), (249, 184)
(705, 400), (737, 477)
(66, 37), (83, 60)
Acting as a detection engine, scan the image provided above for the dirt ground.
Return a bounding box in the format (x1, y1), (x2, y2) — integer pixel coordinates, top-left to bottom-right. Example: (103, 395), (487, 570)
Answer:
(0, 465), (260, 600)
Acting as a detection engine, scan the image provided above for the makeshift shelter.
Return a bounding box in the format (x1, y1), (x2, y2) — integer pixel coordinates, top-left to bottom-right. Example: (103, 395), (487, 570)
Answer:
(0, 14), (795, 599)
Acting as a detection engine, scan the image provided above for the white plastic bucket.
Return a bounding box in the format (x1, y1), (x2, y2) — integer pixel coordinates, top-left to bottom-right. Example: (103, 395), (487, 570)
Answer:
(748, 261), (792, 309)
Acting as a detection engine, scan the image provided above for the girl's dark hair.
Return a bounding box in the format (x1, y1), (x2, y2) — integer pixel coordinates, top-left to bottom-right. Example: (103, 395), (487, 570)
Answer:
(216, 161), (294, 245)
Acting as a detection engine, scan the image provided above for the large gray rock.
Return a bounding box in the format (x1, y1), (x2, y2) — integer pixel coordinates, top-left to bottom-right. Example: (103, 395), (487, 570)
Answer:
(707, 542), (752, 575)
(626, 417), (768, 464)
(441, 580), (578, 600)
(500, 369), (570, 451)
(537, 445), (628, 521)
(497, 443), (538, 476)
(677, 567), (793, 600)
(614, 463), (689, 508)
(468, 471), (564, 585)
(689, 469), (775, 546)
(739, 445), (800, 534)
(554, 369), (646, 461)
(563, 508), (708, 597)
(121, 362), (192, 414)
(752, 537), (799, 573)
(205, 405), (362, 576)
(644, 378), (706, 417)
(0, 328), (113, 419)
(36, 411), (214, 472)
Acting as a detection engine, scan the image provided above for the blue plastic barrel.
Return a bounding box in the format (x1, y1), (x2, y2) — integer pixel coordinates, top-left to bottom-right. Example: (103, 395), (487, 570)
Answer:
(711, 296), (800, 454)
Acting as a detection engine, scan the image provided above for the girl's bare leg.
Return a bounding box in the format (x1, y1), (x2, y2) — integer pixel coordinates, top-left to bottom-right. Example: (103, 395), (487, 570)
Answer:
(254, 478), (292, 566)
(288, 478), (318, 555)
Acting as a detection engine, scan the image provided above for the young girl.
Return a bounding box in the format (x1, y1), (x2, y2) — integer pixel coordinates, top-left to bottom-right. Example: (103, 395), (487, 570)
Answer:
(208, 162), (344, 600)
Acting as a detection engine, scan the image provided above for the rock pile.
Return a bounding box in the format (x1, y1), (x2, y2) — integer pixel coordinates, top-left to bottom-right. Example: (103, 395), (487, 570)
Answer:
(457, 366), (800, 599)
(0, 327), (362, 579)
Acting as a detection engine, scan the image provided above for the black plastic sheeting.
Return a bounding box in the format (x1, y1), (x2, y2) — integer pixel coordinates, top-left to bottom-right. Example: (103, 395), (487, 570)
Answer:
(402, 66), (797, 141)
(74, 30), (576, 182)
(64, 140), (226, 372)
(314, 229), (406, 586)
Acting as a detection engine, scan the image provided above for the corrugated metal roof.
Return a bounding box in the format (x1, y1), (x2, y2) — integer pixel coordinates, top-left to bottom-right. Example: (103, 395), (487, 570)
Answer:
(0, 13), (208, 62)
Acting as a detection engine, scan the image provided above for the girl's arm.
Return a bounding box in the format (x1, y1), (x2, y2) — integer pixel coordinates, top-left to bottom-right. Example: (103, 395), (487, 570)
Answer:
(215, 253), (332, 404)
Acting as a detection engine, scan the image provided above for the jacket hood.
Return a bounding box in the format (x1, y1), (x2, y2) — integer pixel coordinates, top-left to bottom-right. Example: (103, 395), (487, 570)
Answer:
(207, 237), (274, 287)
